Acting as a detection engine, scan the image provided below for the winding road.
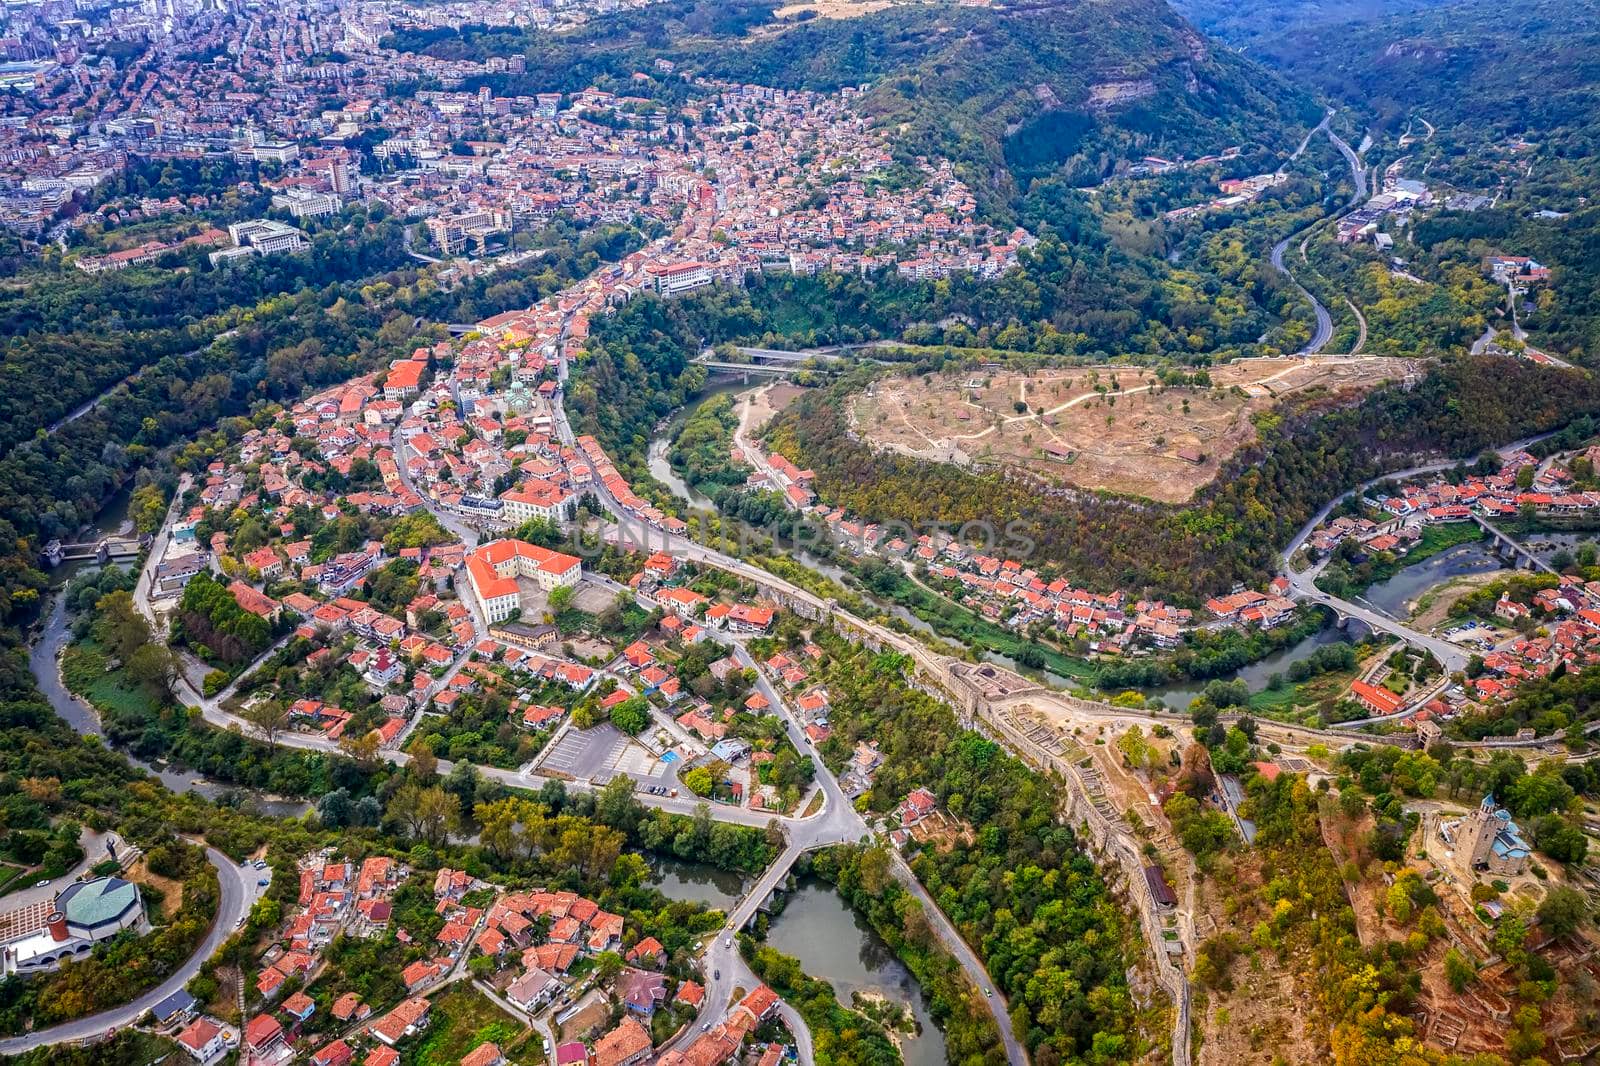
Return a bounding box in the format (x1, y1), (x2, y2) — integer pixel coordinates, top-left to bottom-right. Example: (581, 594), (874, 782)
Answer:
(1278, 429), (1568, 678)
(0, 847), (257, 1055)
(1269, 112), (1372, 356)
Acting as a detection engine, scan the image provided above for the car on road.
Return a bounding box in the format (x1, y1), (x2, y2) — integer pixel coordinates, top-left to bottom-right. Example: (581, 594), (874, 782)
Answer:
(257, 878), (269, 886)
(33, 879), (49, 888)
(984, 988), (992, 997)
(713, 969), (720, 980)
(723, 937), (732, 948)
(701, 1023), (710, 1032)
(253, 859), (267, 869)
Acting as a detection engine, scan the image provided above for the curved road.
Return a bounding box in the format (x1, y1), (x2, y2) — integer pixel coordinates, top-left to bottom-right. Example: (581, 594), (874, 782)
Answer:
(1271, 233), (1334, 355)
(0, 847), (253, 1055)
(1269, 113), (1371, 356)
(1279, 429), (1567, 676)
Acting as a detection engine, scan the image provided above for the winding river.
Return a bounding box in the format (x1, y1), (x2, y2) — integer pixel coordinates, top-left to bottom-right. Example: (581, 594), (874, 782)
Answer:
(32, 481), (312, 815)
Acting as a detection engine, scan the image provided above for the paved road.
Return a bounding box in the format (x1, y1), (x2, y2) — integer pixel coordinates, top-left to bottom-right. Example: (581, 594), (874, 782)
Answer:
(1268, 111), (1373, 357)
(1277, 428), (1568, 676)
(1271, 232), (1333, 355)
(573, 409), (1027, 1063)
(1283, 566), (1471, 674)
(3, 829), (124, 911)
(131, 473), (192, 629)
(887, 852), (1025, 1064)
(0, 848), (254, 1055)
(392, 424), (479, 547)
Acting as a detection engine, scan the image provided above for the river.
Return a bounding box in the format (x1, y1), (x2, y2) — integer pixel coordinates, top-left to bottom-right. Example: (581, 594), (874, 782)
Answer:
(650, 856), (749, 912)
(1146, 623), (1355, 711)
(645, 381), (750, 512)
(31, 592), (311, 816)
(765, 877), (947, 1066)
(1361, 541), (1504, 619)
(651, 861), (946, 1065)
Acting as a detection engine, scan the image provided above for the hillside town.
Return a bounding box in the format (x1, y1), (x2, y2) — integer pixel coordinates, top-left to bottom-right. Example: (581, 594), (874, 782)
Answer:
(730, 431), (1295, 655)
(0, 0), (1032, 292)
(4, 0), (1600, 1064)
(154, 847), (794, 1066)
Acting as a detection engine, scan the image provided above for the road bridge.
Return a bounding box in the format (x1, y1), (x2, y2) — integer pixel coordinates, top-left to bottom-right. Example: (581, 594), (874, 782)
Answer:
(1471, 514), (1558, 574)
(694, 360), (804, 379)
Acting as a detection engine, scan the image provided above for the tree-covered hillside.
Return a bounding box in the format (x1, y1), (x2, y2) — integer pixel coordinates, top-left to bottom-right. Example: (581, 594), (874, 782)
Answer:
(387, 0), (1320, 213)
(1244, 0), (1600, 147)
(764, 357), (1600, 601)
(1169, 0), (1454, 50)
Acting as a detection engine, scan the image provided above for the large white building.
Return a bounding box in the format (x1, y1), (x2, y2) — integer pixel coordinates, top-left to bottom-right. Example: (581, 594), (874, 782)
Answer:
(224, 219), (309, 256)
(0, 876), (148, 976)
(465, 539), (582, 623)
(271, 188), (340, 218)
(498, 480), (575, 525)
(648, 260), (713, 296)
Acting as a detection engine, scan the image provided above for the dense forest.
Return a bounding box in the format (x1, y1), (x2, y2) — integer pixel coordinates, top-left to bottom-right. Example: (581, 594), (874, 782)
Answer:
(1244, 0), (1600, 152)
(567, 293), (708, 482)
(1170, 0), (1454, 49)
(780, 625), (1143, 1062)
(763, 356), (1600, 600)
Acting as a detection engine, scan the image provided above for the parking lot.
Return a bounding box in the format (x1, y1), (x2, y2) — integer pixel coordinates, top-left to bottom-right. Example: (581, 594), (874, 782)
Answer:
(535, 723), (673, 787)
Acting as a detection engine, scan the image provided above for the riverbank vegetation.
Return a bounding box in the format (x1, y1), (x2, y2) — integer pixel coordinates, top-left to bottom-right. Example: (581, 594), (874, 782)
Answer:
(741, 937), (902, 1066)
(772, 624), (1147, 1062)
(810, 845), (1008, 1065)
(1315, 522), (1486, 600)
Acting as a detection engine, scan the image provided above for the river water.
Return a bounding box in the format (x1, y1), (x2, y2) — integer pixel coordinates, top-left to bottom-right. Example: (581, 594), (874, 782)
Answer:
(31, 592), (311, 817)
(1146, 623), (1354, 711)
(650, 856), (749, 911)
(1361, 541), (1503, 618)
(645, 381), (750, 512)
(651, 861), (945, 1065)
(764, 877), (948, 1066)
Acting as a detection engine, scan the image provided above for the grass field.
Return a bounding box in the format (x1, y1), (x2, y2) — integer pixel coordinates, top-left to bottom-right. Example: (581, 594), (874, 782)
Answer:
(851, 357), (1412, 503)
(403, 984), (539, 1066)
(0, 863), (27, 897)
(60, 638), (164, 726)
(1248, 664), (1362, 717)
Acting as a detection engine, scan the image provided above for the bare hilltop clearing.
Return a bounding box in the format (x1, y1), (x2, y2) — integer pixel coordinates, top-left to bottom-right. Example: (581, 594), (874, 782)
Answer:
(848, 356), (1415, 503)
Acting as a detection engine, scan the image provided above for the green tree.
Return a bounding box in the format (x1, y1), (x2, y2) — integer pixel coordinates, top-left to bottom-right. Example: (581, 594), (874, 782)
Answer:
(683, 766), (714, 796)
(1536, 885), (1588, 939)
(609, 696), (650, 736)
(1443, 947), (1475, 993)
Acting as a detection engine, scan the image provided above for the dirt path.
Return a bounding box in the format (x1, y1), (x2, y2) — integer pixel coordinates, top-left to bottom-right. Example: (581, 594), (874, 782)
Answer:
(952, 357), (1376, 442)
(1409, 570), (1499, 630)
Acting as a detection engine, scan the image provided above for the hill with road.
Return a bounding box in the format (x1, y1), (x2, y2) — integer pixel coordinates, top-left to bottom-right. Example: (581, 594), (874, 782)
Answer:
(767, 355), (1600, 599)
(1205, 0), (1600, 144)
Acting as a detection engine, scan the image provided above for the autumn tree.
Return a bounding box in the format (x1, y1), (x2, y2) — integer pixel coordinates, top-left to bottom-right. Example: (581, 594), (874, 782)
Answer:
(391, 783), (460, 846)
(243, 700), (292, 748)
